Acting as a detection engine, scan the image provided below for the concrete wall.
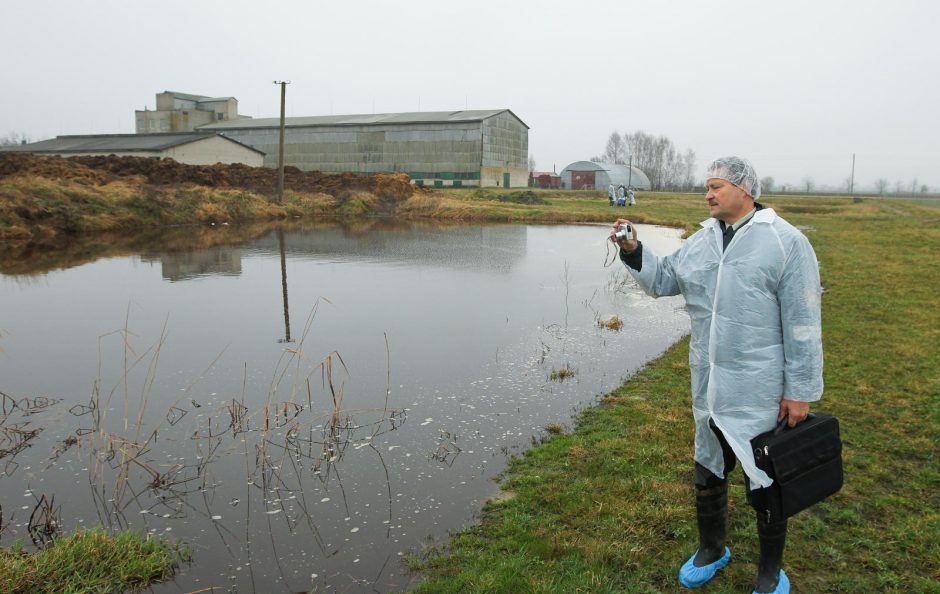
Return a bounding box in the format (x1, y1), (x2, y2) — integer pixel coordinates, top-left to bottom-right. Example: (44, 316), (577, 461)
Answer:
(165, 136), (263, 166)
(170, 110), (214, 133)
(198, 98), (238, 121)
(142, 94), (239, 133)
(136, 109), (214, 133)
(136, 111), (171, 133)
(156, 92), (194, 110)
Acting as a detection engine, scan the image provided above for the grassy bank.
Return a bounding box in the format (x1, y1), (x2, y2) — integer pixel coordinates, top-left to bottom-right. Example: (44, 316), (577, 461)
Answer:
(407, 195), (940, 593)
(0, 173), (398, 241)
(0, 528), (188, 593)
(0, 153), (417, 241)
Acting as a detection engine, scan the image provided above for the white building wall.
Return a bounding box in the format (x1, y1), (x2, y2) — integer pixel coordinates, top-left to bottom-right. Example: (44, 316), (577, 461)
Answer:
(164, 136), (263, 166)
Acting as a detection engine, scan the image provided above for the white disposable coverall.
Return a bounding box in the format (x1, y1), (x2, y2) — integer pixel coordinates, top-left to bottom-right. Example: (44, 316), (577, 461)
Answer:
(625, 208), (823, 488)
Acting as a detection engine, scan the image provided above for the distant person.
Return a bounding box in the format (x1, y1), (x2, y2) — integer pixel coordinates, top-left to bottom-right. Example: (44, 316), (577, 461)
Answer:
(609, 156), (823, 594)
(628, 187), (637, 206)
(608, 183), (616, 207)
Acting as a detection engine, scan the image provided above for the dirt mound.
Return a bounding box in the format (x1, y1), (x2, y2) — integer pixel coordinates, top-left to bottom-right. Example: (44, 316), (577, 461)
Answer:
(0, 153), (422, 200)
(0, 152), (112, 185)
(497, 190), (547, 205)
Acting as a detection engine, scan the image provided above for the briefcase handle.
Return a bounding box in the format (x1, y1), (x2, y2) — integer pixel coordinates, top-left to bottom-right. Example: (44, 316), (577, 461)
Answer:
(773, 412), (818, 435)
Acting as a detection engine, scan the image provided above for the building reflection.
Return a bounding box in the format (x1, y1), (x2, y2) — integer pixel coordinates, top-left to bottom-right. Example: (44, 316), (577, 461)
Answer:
(142, 247), (243, 282)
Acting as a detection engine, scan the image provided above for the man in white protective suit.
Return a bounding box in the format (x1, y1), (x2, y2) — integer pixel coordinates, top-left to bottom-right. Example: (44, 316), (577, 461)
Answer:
(610, 156), (823, 594)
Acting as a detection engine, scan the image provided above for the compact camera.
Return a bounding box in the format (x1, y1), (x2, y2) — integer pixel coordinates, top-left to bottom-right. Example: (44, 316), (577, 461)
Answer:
(614, 224), (633, 241)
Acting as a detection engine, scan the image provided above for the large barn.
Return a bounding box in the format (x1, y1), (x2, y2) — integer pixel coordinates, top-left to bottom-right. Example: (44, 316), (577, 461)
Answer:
(198, 109), (529, 188)
(560, 161), (651, 191)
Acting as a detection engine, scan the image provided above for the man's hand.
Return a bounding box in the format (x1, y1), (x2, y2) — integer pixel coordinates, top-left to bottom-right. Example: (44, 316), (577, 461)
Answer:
(778, 399), (810, 427)
(610, 218), (638, 253)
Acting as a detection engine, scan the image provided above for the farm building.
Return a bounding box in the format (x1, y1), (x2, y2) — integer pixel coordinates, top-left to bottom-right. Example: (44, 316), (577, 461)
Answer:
(198, 109), (529, 188)
(529, 171), (562, 189)
(136, 91), (252, 134)
(2, 133), (265, 166)
(560, 161), (651, 191)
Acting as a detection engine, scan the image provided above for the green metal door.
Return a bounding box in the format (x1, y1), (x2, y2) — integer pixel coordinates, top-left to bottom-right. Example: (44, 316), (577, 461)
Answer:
(503, 172), (510, 188)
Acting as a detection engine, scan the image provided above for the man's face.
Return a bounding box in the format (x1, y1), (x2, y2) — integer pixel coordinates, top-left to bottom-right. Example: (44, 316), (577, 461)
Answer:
(705, 178), (752, 223)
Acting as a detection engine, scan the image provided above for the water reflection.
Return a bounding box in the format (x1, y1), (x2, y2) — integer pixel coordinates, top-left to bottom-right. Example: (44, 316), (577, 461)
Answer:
(143, 247), (244, 282)
(0, 221), (688, 593)
(278, 228), (293, 344)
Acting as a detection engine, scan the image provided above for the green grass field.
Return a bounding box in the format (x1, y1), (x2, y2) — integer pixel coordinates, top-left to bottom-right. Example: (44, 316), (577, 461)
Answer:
(406, 190), (940, 593)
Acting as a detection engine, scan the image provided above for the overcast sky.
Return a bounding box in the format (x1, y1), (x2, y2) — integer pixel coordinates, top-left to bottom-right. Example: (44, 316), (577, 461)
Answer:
(3, 0), (938, 190)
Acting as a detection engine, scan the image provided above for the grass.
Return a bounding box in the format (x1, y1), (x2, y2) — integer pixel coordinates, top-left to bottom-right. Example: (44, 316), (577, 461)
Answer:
(549, 363), (576, 382)
(0, 528), (189, 594)
(406, 192), (940, 593)
(3, 181), (939, 591)
(0, 174), (401, 243)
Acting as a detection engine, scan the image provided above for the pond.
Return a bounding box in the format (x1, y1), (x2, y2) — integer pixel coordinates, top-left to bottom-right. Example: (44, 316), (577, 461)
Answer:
(0, 220), (688, 593)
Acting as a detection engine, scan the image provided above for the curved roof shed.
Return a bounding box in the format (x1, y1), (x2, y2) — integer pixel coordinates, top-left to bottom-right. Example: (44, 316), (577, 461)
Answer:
(560, 161), (651, 190)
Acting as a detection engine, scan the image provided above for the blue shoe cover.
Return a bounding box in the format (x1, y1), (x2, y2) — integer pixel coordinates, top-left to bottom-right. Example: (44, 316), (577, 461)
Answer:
(678, 547), (731, 588)
(752, 569), (790, 594)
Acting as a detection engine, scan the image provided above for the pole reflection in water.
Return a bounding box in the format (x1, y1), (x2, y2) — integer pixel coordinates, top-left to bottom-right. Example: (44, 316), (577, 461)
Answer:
(278, 227), (293, 344)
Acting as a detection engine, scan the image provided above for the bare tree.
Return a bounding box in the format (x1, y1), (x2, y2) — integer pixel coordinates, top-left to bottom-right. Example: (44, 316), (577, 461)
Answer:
(604, 131), (625, 164)
(894, 179), (904, 194)
(843, 177), (854, 192)
(909, 178), (918, 197)
(528, 154), (537, 172)
(0, 132), (31, 146)
(594, 130), (697, 190)
(680, 148), (697, 190)
(760, 176), (775, 193)
(802, 177), (815, 193)
(874, 179), (889, 195)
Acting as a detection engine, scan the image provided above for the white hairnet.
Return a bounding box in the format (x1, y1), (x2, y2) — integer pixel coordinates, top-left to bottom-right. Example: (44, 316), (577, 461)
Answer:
(705, 156), (761, 200)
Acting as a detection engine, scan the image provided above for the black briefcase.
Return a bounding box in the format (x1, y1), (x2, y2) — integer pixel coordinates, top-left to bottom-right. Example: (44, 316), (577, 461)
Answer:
(750, 412), (843, 523)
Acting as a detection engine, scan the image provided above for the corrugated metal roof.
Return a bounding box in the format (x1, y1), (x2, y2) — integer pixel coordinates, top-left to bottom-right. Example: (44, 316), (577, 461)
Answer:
(163, 90), (210, 101)
(199, 109), (529, 130)
(160, 91), (235, 103)
(4, 133), (265, 155)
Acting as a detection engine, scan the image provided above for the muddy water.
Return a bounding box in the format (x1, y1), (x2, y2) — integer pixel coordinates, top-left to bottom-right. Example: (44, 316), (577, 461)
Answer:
(0, 221), (688, 593)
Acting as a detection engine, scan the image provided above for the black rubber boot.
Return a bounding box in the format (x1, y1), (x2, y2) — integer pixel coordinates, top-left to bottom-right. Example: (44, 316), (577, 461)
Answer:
(692, 482), (728, 566)
(754, 513), (788, 592)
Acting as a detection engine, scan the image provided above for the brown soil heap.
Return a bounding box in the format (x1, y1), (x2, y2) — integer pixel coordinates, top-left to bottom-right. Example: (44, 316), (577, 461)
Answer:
(0, 153), (417, 200)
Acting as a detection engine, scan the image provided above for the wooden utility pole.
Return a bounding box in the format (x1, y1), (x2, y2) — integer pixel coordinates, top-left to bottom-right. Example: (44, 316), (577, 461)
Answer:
(850, 153), (856, 195)
(274, 80), (290, 203)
